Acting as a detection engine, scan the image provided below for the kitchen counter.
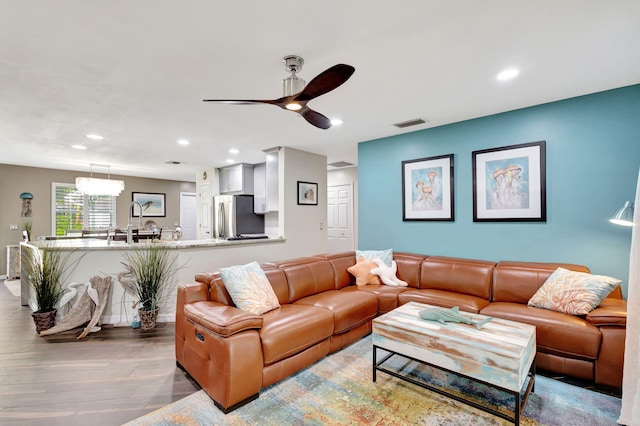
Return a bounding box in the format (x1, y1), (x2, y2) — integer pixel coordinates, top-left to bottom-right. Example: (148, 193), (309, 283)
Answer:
(21, 237), (288, 327)
(29, 237), (285, 251)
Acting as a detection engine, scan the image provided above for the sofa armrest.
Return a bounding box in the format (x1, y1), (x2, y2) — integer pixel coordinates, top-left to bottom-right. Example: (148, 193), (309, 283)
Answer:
(586, 298), (627, 327)
(184, 301), (263, 337)
(177, 281), (210, 305)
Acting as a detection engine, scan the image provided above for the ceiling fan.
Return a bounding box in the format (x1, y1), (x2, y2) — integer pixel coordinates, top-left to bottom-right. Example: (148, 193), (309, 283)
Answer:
(203, 56), (355, 129)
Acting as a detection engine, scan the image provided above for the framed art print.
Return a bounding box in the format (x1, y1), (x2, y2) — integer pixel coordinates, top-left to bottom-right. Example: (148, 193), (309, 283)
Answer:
(472, 141), (546, 222)
(297, 181), (318, 205)
(402, 154), (454, 221)
(132, 192), (166, 217)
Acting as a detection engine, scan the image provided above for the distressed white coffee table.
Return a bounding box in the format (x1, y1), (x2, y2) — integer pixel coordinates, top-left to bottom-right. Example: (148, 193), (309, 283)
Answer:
(372, 301), (536, 425)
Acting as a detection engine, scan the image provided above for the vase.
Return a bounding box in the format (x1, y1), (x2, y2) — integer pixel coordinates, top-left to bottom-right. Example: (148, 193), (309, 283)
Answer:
(138, 309), (159, 330)
(32, 309), (57, 334)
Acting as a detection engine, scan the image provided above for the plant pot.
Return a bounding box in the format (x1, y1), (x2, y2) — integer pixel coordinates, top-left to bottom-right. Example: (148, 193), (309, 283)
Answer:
(138, 309), (159, 330)
(32, 309), (57, 334)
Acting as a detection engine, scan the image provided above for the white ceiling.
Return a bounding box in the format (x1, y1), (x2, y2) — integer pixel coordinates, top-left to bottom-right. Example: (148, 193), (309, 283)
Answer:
(1, 1), (639, 182)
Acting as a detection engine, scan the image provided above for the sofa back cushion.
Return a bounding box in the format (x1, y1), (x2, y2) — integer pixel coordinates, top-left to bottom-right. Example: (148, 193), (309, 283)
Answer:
(394, 252), (427, 289)
(316, 251), (357, 289)
(420, 256), (494, 300)
(271, 258), (337, 303)
(492, 261), (590, 303)
(195, 266), (290, 307)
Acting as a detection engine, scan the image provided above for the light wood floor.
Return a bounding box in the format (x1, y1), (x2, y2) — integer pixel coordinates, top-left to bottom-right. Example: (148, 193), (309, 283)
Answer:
(0, 280), (200, 426)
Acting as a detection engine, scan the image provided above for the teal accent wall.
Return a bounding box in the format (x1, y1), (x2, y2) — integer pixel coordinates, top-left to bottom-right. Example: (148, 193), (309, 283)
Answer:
(358, 85), (640, 297)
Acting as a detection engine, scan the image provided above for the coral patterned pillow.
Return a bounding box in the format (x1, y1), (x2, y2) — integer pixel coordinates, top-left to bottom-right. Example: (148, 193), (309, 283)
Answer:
(219, 261), (280, 315)
(528, 267), (620, 315)
(347, 256), (382, 286)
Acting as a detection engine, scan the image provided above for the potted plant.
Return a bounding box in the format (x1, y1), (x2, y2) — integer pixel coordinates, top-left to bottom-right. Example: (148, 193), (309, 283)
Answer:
(119, 244), (181, 330)
(21, 246), (81, 333)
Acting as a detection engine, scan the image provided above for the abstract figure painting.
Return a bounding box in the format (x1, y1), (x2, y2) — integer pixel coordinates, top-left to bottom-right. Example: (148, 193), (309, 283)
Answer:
(402, 154), (454, 221)
(472, 141), (546, 222)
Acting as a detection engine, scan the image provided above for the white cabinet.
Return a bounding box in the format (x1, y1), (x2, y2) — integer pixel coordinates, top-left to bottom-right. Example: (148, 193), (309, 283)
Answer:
(254, 147), (279, 214)
(265, 148), (279, 212)
(219, 163), (254, 194)
(253, 163), (267, 213)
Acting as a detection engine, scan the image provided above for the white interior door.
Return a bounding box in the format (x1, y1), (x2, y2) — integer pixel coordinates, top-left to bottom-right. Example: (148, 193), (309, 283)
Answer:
(197, 183), (212, 239)
(327, 184), (354, 253)
(180, 192), (197, 240)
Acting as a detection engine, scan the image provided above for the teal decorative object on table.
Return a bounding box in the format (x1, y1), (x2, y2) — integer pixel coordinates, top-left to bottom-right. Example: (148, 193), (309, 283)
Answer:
(419, 306), (493, 330)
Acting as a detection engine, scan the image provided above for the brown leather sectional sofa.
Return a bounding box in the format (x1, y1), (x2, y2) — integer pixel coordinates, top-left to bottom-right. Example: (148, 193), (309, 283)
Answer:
(175, 251), (627, 413)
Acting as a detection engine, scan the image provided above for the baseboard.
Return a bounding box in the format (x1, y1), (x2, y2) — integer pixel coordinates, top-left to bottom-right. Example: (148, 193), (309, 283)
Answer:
(102, 312), (176, 326)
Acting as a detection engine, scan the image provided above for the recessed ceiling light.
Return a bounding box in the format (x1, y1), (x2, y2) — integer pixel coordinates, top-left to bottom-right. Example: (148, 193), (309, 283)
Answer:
(225, 159), (234, 164)
(496, 68), (520, 81)
(85, 134), (103, 140)
(177, 139), (190, 146)
(229, 148), (239, 154)
(72, 145), (87, 150)
(330, 118), (343, 126)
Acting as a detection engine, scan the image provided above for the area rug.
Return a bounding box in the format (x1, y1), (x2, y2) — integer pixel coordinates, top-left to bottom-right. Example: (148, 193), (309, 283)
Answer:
(4, 279), (21, 297)
(125, 335), (621, 426)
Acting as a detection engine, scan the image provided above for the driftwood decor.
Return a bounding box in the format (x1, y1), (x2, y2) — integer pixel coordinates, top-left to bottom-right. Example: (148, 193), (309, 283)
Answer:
(39, 276), (112, 339)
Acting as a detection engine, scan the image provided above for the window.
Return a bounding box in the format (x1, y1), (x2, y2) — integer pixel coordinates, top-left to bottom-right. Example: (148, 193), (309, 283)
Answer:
(52, 182), (117, 236)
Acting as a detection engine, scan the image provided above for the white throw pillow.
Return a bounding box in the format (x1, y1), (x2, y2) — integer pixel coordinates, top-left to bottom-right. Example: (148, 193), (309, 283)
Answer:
(219, 261), (280, 315)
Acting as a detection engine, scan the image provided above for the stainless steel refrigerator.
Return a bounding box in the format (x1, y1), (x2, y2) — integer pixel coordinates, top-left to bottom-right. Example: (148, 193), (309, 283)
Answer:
(213, 194), (265, 239)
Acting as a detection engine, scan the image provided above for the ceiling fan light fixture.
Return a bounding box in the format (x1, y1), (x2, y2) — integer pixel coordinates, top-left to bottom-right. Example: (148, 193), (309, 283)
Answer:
(285, 102), (302, 111)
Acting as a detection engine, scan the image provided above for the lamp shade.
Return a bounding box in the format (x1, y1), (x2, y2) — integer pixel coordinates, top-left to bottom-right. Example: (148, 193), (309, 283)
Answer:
(609, 200), (634, 227)
(75, 177), (125, 196)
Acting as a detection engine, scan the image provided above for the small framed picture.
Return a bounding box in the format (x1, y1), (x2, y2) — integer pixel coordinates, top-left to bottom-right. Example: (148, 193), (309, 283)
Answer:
(297, 181), (318, 205)
(472, 141), (546, 222)
(402, 154), (455, 221)
(132, 192), (166, 217)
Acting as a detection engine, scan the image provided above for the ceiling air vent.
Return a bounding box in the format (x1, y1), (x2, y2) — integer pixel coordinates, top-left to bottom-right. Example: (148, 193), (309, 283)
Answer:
(165, 161), (182, 165)
(393, 118), (426, 128)
(328, 161), (354, 168)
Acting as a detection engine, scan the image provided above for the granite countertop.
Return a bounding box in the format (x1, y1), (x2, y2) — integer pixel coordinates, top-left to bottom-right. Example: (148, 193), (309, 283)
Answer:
(24, 237), (286, 251)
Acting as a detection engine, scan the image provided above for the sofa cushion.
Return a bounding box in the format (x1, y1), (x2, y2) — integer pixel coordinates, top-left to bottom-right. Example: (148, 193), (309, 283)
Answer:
(340, 285), (408, 314)
(481, 302), (602, 360)
(347, 256), (381, 286)
(492, 261), (590, 304)
(295, 289), (378, 334)
(279, 260), (337, 302)
(527, 268), (621, 315)
(259, 304), (334, 365)
(219, 261), (280, 315)
(398, 289), (490, 313)
(420, 256), (494, 300)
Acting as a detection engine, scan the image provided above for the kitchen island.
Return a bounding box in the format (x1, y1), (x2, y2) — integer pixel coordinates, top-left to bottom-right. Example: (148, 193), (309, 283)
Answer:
(20, 237), (286, 326)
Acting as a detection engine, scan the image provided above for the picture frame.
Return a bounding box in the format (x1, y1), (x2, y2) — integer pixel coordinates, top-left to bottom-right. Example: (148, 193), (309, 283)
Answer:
(297, 181), (318, 205)
(472, 141), (546, 222)
(132, 192), (166, 217)
(402, 154), (454, 221)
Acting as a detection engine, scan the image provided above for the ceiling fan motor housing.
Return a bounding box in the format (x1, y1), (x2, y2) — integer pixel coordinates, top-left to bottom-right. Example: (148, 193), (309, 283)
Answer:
(282, 55), (306, 96)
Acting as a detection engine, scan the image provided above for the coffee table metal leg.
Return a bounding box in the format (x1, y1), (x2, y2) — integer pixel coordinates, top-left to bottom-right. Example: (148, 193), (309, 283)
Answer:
(372, 345), (377, 382)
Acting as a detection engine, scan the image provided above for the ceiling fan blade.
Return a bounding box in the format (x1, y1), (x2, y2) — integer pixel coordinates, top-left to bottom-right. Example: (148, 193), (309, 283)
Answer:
(294, 64), (355, 102)
(299, 107), (332, 130)
(203, 99), (276, 105)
